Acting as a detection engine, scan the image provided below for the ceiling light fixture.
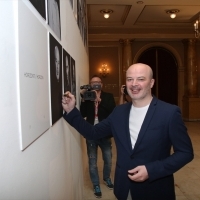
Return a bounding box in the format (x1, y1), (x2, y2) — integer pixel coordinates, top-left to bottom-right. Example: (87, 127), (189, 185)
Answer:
(194, 15), (200, 38)
(166, 9), (179, 19)
(100, 9), (113, 19)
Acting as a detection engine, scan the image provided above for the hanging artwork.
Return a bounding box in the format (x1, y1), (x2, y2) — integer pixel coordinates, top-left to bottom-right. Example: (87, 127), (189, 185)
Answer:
(18, 1), (50, 150)
(69, 0), (73, 9)
(63, 49), (72, 93)
(70, 57), (76, 98)
(77, 0), (87, 48)
(47, 0), (61, 40)
(49, 33), (63, 125)
(29, 0), (46, 19)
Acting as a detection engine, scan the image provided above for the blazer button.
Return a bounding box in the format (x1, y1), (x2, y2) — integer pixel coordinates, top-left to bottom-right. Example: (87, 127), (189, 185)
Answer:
(130, 155), (134, 159)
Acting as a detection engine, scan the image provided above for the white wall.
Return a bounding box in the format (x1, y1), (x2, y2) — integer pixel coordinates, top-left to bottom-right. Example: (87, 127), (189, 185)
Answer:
(0, 0), (89, 199)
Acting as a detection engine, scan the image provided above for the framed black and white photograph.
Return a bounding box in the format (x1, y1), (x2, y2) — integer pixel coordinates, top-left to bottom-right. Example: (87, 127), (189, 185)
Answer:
(47, 0), (61, 40)
(70, 57), (76, 97)
(29, 0), (46, 19)
(72, 0), (78, 21)
(81, 0), (85, 38)
(49, 33), (63, 125)
(69, 0), (73, 9)
(18, 1), (50, 150)
(84, 23), (88, 47)
(63, 49), (71, 93)
(77, 0), (87, 48)
(82, 0), (87, 48)
(77, 0), (81, 32)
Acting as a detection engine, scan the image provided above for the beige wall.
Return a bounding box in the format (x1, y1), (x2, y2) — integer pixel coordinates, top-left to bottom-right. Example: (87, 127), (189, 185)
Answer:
(89, 43), (121, 99)
(0, 1), (88, 199)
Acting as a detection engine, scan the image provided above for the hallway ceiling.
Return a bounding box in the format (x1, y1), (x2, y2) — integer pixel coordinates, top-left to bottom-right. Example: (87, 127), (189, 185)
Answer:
(86, 0), (200, 41)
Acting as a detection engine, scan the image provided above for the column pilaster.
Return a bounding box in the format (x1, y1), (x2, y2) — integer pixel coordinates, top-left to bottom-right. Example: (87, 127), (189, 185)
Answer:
(182, 39), (200, 121)
(119, 39), (133, 85)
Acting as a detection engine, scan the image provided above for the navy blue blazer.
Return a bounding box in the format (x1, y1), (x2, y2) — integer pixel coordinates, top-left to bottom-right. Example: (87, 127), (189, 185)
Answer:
(63, 96), (193, 200)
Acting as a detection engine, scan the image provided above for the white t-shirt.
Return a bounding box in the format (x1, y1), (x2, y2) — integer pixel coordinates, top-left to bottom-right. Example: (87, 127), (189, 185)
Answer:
(129, 104), (149, 149)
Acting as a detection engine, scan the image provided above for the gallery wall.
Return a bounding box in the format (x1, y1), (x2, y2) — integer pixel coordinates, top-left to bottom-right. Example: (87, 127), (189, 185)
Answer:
(89, 43), (121, 99)
(0, 0), (88, 199)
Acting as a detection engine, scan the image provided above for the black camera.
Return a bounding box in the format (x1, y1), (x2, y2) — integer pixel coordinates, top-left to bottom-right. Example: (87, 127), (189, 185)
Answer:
(123, 85), (128, 95)
(80, 84), (92, 90)
(80, 84), (101, 101)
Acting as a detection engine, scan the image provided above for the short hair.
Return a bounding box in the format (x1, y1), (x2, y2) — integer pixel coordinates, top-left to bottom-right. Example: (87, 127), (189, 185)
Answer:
(90, 75), (102, 81)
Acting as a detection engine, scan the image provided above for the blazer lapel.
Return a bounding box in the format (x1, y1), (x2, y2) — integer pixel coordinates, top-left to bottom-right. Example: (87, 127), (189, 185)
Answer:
(132, 97), (158, 152)
(117, 102), (133, 154)
(125, 103), (133, 152)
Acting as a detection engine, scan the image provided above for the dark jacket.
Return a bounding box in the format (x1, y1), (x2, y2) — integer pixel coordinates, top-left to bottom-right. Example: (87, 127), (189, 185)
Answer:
(63, 96), (193, 200)
(80, 90), (116, 124)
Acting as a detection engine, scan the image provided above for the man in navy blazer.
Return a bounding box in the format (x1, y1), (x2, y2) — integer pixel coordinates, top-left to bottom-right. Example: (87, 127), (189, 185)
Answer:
(62, 63), (193, 200)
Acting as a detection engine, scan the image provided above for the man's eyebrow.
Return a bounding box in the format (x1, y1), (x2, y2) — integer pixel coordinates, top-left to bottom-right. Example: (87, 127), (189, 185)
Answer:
(126, 76), (145, 78)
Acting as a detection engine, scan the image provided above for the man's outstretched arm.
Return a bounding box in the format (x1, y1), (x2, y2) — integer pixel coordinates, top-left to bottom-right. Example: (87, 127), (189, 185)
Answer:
(62, 91), (112, 140)
(62, 91), (76, 114)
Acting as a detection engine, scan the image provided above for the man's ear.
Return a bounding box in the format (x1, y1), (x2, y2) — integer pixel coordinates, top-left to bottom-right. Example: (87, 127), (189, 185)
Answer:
(150, 79), (155, 88)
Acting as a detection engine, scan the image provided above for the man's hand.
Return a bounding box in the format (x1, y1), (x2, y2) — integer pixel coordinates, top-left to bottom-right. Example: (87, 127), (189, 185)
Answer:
(80, 89), (87, 96)
(128, 165), (149, 182)
(62, 91), (76, 113)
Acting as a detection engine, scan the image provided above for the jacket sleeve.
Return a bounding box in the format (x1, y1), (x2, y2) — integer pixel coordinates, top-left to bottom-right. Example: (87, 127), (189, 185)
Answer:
(63, 107), (113, 140)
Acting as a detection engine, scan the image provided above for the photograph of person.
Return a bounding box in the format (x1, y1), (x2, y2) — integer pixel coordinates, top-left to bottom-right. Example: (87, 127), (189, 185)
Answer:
(47, 0), (61, 40)
(63, 49), (71, 93)
(29, 0), (46, 19)
(70, 57), (76, 97)
(49, 33), (63, 125)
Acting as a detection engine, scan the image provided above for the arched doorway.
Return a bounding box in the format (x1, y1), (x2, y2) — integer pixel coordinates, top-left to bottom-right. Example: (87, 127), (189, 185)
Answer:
(137, 47), (178, 105)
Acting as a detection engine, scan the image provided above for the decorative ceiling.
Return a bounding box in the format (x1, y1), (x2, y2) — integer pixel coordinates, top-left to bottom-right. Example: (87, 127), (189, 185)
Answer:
(86, 0), (200, 41)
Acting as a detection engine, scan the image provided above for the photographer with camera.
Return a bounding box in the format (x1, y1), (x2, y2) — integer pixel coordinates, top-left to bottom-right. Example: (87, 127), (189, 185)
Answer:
(119, 85), (132, 105)
(80, 75), (116, 198)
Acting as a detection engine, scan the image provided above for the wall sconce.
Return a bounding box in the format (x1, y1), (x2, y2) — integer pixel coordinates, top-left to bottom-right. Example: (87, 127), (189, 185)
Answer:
(166, 9), (179, 19)
(99, 63), (109, 77)
(194, 15), (200, 38)
(100, 9), (113, 19)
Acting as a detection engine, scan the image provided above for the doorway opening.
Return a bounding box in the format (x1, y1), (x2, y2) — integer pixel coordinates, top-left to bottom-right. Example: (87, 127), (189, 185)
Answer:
(137, 47), (178, 105)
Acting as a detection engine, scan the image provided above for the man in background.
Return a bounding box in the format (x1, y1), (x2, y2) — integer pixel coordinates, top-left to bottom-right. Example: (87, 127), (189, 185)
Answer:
(80, 75), (116, 198)
(119, 84), (131, 105)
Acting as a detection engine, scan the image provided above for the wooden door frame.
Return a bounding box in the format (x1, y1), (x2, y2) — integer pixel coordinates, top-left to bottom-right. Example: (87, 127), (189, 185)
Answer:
(133, 42), (184, 110)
